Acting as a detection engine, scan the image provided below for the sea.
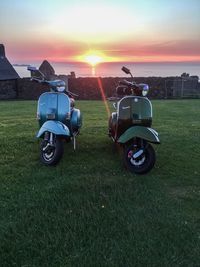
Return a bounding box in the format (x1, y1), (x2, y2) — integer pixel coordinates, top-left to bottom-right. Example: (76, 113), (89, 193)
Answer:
(13, 62), (200, 78)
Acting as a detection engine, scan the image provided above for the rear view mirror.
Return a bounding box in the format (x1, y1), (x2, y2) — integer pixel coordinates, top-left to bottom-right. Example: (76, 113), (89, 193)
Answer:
(27, 65), (45, 80)
(122, 66), (130, 74)
(27, 66), (38, 72)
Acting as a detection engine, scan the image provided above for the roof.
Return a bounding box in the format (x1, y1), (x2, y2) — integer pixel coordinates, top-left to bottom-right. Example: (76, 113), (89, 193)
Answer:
(0, 44), (20, 80)
(39, 60), (55, 80)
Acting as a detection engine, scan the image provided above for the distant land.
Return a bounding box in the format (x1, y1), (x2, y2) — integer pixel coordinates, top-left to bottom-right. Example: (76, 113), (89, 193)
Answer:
(13, 61), (200, 78)
(13, 64), (29, 67)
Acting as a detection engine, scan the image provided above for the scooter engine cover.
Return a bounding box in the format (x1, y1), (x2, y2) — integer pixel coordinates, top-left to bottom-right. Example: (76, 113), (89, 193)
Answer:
(71, 108), (82, 131)
(109, 112), (117, 137)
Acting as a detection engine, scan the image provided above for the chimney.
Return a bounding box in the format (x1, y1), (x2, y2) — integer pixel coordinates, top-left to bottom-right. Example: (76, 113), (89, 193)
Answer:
(0, 44), (6, 57)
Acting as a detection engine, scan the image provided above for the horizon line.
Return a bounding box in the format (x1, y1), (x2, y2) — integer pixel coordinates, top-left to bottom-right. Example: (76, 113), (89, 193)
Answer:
(13, 60), (200, 65)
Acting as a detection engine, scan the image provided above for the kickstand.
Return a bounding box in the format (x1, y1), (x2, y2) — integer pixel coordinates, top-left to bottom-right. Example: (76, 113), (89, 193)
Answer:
(73, 135), (76, 151)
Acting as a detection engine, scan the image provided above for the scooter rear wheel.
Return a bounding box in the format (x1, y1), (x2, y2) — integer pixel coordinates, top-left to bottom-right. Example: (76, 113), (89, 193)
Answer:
(124, 143), (156, 174)
(40, 136), (64, 166)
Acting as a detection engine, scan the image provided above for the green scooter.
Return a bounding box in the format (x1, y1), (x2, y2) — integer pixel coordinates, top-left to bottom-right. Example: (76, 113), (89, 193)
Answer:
(28, 66), (82, 166)
(108, 66), (160, 174)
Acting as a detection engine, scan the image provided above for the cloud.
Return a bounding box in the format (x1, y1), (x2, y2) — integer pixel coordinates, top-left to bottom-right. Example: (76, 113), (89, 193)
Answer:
(99, 39), (200, 59)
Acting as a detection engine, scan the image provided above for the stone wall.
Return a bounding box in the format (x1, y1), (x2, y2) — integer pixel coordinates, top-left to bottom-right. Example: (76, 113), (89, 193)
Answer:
(67, 77), (174, 99)
(0, 76), (199, 100)
(0, 80), (17, 99)
(16, 77), (171, 100)
(17, 78), (49, 100)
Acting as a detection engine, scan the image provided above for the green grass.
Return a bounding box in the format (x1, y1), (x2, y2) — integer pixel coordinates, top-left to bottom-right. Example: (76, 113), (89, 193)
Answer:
(0, 99), (200, 267)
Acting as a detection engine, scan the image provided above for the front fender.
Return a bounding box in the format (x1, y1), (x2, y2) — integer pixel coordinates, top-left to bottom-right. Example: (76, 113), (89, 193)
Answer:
(36, 120), (70, 138)
(118, 126), (160, 144)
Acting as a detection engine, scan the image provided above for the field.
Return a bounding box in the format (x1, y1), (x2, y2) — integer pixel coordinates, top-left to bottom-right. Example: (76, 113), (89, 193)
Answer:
(0, 99), (200, 266)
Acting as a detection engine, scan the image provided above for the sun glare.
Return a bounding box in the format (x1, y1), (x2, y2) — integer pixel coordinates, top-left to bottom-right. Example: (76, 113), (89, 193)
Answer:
(84, 54), (103, 66)
(76, 50), (118, 66)
(77, 51), (105, 66)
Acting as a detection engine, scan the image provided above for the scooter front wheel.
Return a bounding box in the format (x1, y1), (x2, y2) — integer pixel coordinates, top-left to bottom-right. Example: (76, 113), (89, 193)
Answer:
(124, 143), (156, 174)
(40, 136), (64, 166)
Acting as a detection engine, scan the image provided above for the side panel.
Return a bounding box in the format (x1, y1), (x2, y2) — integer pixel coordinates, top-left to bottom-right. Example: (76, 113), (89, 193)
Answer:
(117, 126), (160, 144)
(71, 108), (82, 131)
(109, 112), (117, 137)
(36, 120), (70, 138)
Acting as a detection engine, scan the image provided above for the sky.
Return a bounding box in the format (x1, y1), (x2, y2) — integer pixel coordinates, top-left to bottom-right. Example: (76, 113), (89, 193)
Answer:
(0, 0), (200, 63)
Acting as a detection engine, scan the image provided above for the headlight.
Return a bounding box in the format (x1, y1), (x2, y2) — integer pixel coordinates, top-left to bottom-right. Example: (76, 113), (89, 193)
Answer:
(56, 85), (65, 92)
(142, 84), (149, 96)
(55, 80), (66, 92)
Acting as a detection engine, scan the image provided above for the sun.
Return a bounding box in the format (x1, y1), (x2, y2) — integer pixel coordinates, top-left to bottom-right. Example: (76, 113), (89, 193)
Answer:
(84, 54), (103, 66)
(76, 50), (107, 66)
(78, 51), (104, 66)
(76, 50), (118, 66)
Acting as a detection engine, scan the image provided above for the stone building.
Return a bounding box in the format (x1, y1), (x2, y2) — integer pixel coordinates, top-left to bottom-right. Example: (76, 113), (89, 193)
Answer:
(0, 44), (20, 99)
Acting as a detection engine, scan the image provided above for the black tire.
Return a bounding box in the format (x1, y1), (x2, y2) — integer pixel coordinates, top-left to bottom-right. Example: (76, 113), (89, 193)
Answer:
(124, 143), (156, 174)
(40, 136), (64, 166)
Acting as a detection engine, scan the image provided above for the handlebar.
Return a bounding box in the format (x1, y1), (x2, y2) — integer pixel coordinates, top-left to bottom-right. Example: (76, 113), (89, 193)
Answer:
(119, 79), (146, 90)
(68, 91), (78, 97)
(119, 80), (136, 87)
(114, 66), (150, 97)
(30, 77), (47, 84)
(119, 80), (130, 86)
(30, 77), (79, 97)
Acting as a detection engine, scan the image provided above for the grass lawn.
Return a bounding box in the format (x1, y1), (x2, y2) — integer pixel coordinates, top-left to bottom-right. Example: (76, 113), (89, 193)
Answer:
(0, 99), (200, 266)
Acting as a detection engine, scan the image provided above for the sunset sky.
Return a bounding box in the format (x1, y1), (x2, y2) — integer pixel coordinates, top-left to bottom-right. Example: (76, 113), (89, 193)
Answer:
(1, 0), (200, 63)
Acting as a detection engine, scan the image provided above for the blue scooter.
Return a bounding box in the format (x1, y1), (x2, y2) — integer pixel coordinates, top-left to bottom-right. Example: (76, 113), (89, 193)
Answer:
(28, 66), (82, 166)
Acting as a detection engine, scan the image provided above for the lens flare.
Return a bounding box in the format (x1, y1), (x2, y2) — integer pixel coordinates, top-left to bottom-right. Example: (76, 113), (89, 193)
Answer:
(97, 77), (110, 118)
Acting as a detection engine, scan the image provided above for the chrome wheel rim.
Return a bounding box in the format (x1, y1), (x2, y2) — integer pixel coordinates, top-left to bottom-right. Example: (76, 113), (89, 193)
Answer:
(42, 143), (55, 162)
(128, 149), (146, 166)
